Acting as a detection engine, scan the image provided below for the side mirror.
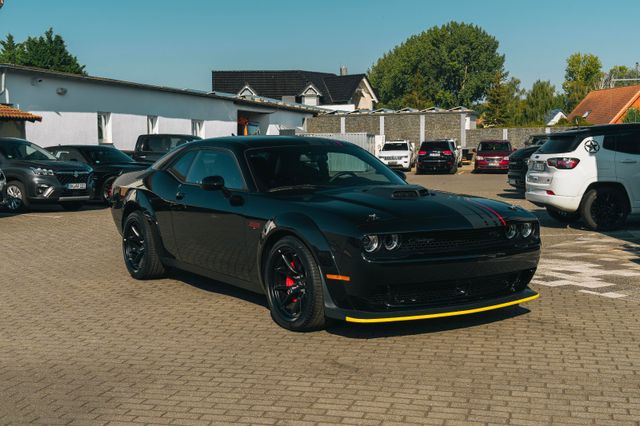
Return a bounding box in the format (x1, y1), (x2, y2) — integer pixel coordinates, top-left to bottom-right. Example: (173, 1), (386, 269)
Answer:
(201, 175), (225, 191)
(394, 169), (406, 180)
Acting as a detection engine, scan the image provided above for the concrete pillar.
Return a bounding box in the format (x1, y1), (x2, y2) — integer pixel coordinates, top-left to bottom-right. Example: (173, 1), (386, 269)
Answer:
(379, 115), (385, 136)
(460, 114), (466, 147)
(502, 128), (508, 140)
(419, 114), (425, 142)
(340, 116), (346, 134)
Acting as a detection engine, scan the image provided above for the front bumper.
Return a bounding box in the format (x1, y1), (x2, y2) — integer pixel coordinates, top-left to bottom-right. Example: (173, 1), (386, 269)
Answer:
(326, 288), (538, 323)
(475, 162), (509, 171)
(417, 159), (454, 172)
(379, 158), (411, 169)
(26, 175), (93, 204)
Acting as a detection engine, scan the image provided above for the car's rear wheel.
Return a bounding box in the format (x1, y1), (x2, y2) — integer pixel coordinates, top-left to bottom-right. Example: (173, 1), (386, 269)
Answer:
(60, 202), (84, 211)
(546, 206), (580, 223)
(580, 187), (628, 231)
(264, 236), (325, 331)
(5, 181), (27, 212)
(122, 210), (167, 279)
(449, 164), (458, 174)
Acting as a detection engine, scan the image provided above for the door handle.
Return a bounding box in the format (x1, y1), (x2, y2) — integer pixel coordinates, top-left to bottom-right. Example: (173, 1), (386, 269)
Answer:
(176, 191), (185, 200)
(620, 159), (638, 164)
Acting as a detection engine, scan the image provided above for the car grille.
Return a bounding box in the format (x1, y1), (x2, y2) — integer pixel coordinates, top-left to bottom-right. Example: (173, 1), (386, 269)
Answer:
(365, 228), (509, 261)
(358, 270), (535, 310)
(383, 156), (406, 161)
(55, 171), (92, 196)
(485, 156), (502, 162)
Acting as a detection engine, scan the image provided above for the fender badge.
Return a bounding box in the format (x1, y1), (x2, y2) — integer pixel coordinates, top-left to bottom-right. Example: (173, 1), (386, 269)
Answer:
(367, 213), (379, 222)
(584, 139), (600, 153)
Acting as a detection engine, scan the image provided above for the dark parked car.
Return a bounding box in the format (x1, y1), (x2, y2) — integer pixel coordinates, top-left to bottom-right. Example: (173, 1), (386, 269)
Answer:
(47, 145), (148, 202)
(132, 134), (202, 163)
(111, 136), (540, 331)
(507, 135), (547, 192)
(0, 138), (93, 212)
(0, 167), (6, 205)
(416, 140), (459, 174)
(474, 140), (513, 172)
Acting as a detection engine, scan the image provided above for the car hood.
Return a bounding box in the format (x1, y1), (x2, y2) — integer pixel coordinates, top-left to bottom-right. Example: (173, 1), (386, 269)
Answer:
(281, 185), (534, 231)
(7, 159), (92, 172)
(93, 162), (149, 171)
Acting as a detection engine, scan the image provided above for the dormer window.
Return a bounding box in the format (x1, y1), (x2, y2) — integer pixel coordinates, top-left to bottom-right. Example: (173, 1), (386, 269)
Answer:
(238, 84), (256, 97)
(300, 84), (321, 106)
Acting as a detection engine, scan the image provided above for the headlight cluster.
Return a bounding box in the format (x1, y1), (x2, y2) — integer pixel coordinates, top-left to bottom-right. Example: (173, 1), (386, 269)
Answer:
(31, 167), (55, 176)
(505, 222), (537, 239)
(362, 234), (401, 253)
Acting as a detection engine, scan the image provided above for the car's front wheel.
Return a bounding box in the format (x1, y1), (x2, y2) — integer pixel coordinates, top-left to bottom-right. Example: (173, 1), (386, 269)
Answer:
(5, 181), (28, 212)
(264, 236), (325, 331)
(546, 206), (580, 223)
(122, 210), (167, 279)
(580, 186), (628, 231)
(101, 177), (117, 203)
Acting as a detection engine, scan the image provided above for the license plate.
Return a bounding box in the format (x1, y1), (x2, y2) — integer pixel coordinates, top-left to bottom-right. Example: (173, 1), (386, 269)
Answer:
(66, 183), (86, 190)
(388, 161), (398, 165)
(489, 161), (499, 166)
(532, 162), (545, 171)
(429, 152), (439, 157)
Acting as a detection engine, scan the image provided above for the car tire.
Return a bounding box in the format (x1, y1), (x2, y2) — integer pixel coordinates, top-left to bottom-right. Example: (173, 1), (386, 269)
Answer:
(60, 202), (84, 211)
(580, 186), (629, 231)
(122, 210), (167, 279)
(264, 236), (325, 331)
(101, 176), (117, 203)
(5, 181), (28, 212)
(546, 206), (580, 223)
(449, 165), (458, 174)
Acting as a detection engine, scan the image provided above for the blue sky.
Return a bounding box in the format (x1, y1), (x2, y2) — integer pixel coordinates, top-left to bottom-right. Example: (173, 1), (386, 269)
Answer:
(0, 0), (638, 94)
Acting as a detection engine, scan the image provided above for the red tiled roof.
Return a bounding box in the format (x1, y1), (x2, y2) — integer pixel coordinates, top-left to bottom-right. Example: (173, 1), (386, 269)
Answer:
(568, 85), (640, 124)
(0, 104), (42, 122)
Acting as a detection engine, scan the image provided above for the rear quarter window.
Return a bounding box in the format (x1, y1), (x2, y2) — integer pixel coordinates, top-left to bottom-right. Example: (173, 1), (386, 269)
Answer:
(537, 134), (584, 154)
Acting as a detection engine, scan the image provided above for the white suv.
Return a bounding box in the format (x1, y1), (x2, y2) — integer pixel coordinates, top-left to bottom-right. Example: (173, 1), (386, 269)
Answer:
(377, 140), (414, 171)
(0, 168), (5, 205)
(525, 124), (640, 230)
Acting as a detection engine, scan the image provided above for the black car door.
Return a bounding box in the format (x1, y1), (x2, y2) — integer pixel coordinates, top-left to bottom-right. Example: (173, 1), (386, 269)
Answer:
(170, 148), (251, 282)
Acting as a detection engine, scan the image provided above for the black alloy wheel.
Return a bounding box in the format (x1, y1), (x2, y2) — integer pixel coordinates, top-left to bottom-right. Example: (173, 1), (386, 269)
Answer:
(265, 236), (325, 331)
(580, 187), (628, 231)
(122, 210), (166, 279)
(546, 206), (580, 223)
(5, 181), (27, 212)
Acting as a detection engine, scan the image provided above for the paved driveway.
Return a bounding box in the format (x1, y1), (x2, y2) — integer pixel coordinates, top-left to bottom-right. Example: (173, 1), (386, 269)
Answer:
(0, 168), (639, 425)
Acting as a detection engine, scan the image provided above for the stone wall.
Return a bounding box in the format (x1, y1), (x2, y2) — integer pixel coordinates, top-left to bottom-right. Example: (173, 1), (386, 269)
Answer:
(306, 115), (341, 133)
(467, 127), (573, 148)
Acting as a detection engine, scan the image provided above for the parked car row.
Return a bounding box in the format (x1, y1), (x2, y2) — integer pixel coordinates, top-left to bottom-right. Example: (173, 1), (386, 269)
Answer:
(0, 133), (200, 212)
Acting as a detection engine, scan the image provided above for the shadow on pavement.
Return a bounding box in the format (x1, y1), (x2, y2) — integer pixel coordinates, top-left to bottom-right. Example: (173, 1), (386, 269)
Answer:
(0, 201), (107, 218)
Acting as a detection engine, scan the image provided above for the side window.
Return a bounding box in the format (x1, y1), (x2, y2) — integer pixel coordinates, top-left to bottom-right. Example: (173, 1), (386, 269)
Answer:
(144, 137), (171, 153)
(186, 150), (245, 190)
(168, 150), (197, 182)
(614, 132), (640, 155)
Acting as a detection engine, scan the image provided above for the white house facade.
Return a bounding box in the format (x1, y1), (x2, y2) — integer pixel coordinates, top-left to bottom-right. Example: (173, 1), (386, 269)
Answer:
(0, 64), (319, 151)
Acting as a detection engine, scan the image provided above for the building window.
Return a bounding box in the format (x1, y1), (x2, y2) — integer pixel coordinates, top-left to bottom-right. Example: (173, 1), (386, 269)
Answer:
(97, 112), (112, 144)
(191, 120), (204, 138)
(147, 115), (158, 134)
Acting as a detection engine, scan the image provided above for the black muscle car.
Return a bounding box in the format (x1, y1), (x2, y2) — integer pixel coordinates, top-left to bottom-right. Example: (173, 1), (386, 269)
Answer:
(47, 145), (148, 202)
(111, 136), (540, 331)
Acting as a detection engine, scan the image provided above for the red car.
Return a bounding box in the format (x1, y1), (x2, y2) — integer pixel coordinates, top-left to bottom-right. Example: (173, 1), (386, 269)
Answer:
(474, 140), (513, 172)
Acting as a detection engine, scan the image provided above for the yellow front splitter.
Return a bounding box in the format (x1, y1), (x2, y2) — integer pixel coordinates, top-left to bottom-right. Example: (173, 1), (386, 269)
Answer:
(345, 293), (539, 324)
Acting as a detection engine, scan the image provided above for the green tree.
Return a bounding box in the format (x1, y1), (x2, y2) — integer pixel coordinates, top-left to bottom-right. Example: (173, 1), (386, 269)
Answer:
(0, 28), (85, 75)
(483, 71), (511, 127)
(562, 52), (603, 112)
(607, 65), (640, 87)
(623, 107), (640, 123)
(368, 22), (504, 109)
(0, 34), (23, 64)
(521, 80), (563, 125)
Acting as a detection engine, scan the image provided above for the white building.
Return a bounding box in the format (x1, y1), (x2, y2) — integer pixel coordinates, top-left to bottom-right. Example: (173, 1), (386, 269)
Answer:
(0, 64), (320, 150)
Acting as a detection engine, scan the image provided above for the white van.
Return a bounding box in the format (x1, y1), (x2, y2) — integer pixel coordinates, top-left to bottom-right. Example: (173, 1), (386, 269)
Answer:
(525, 124), (640, 230)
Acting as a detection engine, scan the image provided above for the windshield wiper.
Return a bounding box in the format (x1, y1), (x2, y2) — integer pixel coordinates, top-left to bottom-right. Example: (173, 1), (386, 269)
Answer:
(268, 184), (328, 193)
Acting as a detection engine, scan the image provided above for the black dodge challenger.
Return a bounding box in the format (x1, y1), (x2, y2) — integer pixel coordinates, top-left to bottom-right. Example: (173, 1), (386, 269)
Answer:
(110, 136), (540, 331)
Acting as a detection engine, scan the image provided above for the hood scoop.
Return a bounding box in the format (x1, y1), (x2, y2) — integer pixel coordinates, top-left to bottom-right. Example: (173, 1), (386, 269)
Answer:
(363, 186), (429, 200)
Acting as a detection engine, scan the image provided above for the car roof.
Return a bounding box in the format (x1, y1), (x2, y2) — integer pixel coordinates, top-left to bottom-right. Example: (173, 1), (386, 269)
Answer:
(185, 136), (358, 151)
(550, 123), (640, 137)
(50, 145), (119, 149)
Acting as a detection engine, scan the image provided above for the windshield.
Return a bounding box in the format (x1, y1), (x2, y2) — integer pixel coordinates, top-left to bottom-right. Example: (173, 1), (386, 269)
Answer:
(84, 147), (134, 164)
(478, 142), (511, 152)
(537, 134), (584, 154)
(141, 135), (202, 153)
(421, 141), (451, 151)
(381, 142), (408, 151)
(0, 139), (56, 161)
(246, 144), (406, 192)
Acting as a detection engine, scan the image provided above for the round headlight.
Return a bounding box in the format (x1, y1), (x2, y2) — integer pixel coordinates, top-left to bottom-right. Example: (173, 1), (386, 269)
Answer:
(383, 234), (400, 251)
(505, 224), (517, 239)
(521, 223), (533, 238)
(362, 235), (380, 253)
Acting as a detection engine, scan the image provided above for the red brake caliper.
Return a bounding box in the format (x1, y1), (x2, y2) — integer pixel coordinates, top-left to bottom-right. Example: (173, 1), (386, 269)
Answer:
(285, 261), (297, 303)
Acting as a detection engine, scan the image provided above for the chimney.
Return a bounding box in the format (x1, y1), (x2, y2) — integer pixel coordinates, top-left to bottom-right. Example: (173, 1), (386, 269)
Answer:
(339, 65), (348, 76)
